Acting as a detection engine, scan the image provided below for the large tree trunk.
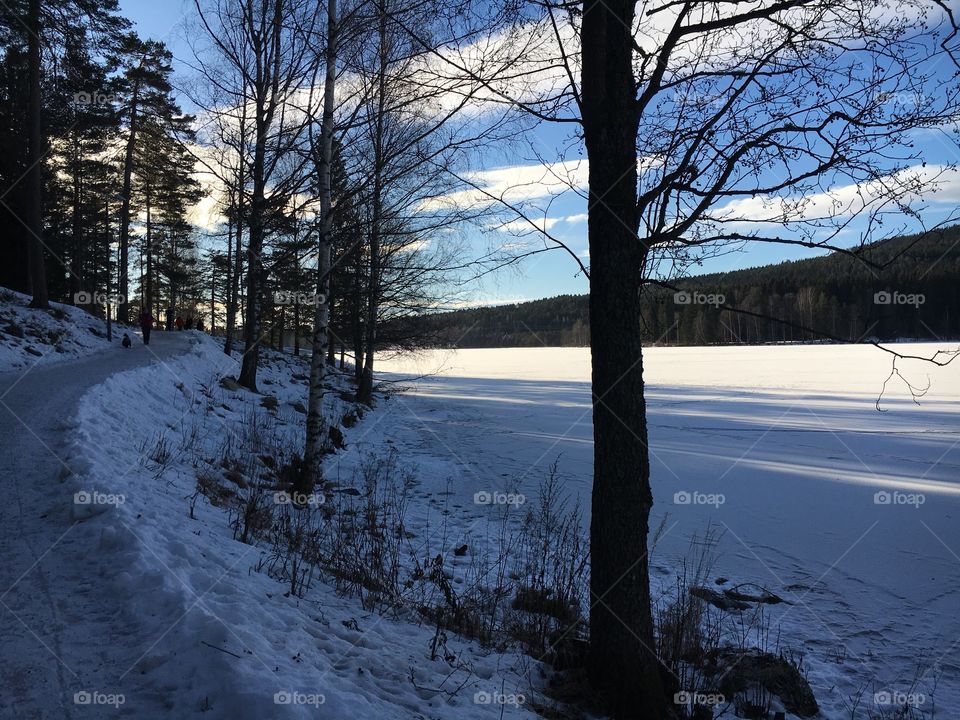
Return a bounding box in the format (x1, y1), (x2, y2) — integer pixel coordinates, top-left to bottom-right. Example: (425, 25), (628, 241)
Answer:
(102, 201), (110, 306)
(225, 179), (244, 355)
(26, 0), (48, 309)
(304, 0), (338, 485)
(357, 5), (389, 405)
(238, 187), (263, 388)
(293, 299), (300, 356)
(293, 246), (302, 356)
(210, 265), (216, 331)
(117, 84), (140, 324)
(145, 185), (153, 312)
(238, 118), (268, 388)
(223, 213), (233, 340)
(326, 279), (335, 364)
(69, 134), (83, 302)
(582, 0), (667, 717)
(358, 219), (379, 402)
(351, 245), (364, 383)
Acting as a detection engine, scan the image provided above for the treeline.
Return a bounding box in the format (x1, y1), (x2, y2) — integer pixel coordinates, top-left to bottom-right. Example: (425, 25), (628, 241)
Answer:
(397, 227), (960, 347)
(0, 1), (204, 321)
(188, 0), (474, 403)
(0, 0), (472, 405)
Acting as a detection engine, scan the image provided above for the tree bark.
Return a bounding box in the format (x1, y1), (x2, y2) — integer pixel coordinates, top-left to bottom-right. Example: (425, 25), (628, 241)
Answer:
(293, 298), (300, 356)
(304, 0), (338, 485)
(26, 0), (48, 309)
(238, 165), (264, 388)
(225, 172), (244, 355)
(210, 265), (215, 331)
(326, 284), (335, 364)
(351, 244), (364, 383)
(582, 0), (667, 716)
(237, 35), (273, 390)
(117, 82), (140, 324)
(357, 4), (389, 405)
(70, 133), (83, 302)
(145, 184), (153, 312)
(237, 0), (289, 390)
(223, 211), (233, 343)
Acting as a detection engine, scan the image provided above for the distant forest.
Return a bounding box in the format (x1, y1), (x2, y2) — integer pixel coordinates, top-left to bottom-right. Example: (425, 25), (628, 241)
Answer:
(391, 227), (960, 347)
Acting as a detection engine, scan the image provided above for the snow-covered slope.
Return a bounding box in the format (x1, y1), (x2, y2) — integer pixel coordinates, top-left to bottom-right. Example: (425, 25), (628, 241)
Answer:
(0, 287), (117, 371)
(62, 333), (542, 719)
(15, 301), (954, 718)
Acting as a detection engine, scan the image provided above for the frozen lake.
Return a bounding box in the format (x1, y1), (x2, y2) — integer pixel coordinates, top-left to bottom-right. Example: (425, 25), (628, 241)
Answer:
(375, 344), (960, 718)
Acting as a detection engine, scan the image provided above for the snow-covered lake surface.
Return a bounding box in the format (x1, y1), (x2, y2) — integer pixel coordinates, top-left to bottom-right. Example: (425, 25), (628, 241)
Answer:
(378, 343), (960, 718)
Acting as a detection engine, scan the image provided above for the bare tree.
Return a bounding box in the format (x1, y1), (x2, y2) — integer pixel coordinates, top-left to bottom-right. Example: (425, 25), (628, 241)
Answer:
(193, 0), (322, 391)
(399, 0), (960, 714)
(341, 0), (502, 402)
(304, 0), (339, 486)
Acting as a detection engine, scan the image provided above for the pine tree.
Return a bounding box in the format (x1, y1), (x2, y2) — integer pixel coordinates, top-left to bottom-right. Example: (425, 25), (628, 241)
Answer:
(111, 34), (182, 323)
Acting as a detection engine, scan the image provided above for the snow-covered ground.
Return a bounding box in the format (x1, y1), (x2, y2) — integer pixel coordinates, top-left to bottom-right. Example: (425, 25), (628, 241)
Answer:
(0, 288), (115, 370)
(1, 328), (545, 719)
(377, 344), (960, 719)
(3, 282), (956, 720)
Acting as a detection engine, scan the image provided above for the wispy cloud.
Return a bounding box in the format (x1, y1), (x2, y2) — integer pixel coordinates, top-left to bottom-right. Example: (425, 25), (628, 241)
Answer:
(710, 164), (960, 225)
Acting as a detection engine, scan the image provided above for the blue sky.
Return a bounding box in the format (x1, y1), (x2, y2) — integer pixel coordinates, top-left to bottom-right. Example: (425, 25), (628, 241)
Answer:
(119, 0), (960, 306)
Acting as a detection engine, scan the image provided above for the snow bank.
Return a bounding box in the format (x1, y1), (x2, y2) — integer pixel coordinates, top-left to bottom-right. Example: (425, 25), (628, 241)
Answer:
(64, 333), (541, 718)
(0, 287), (115, 372)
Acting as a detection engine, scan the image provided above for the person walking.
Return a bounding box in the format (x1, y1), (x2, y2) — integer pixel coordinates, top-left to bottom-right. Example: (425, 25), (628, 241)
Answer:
(176, 315), (184, 331)
(139, 309), (154, 346)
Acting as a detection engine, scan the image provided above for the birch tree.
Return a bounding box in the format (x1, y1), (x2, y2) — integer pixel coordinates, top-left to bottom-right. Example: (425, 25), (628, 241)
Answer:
(193, 0), (322, 391)
(303, 0), (339, 486)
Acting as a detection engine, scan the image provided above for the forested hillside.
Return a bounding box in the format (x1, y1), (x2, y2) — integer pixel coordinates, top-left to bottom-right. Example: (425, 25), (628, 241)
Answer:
(396, 227), (960, 347)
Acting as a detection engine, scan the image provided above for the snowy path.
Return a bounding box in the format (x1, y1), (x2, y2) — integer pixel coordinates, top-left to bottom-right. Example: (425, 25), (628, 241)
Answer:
(0, 332), (191, 719)
(377, 345), (960, 719)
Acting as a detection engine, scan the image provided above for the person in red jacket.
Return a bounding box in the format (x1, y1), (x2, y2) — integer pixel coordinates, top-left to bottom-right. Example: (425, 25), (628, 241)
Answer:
(175, 315), (184, 331)
(139, 310), (154, 346)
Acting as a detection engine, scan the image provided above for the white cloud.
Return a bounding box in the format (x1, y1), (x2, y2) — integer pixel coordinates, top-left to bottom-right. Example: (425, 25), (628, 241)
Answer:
(487, 211), (589, 234)
(425, 158), (588, 212)
(711, 164), (960, 224)
(492, 216), (563, 233)
(186, 190), (224, 232)
(423, 156), (661, 214)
